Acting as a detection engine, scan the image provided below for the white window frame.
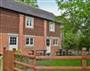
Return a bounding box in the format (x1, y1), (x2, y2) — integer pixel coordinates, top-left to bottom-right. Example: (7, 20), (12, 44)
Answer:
(25, 16), (34, 29)
(8, 33), (18, 50)
(49, 22), (55, 32)
(25, 35), (34, 47)
(53, 37), (59, 46)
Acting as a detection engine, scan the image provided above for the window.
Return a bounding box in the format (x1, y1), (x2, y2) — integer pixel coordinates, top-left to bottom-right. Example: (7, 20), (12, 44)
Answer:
(25, 36), (34, 47)
(10, 37), (17, 45)
(49, 22), (55, 32)
(26, 16), (34, 28)
(9, 34), (18, 46)
(8, 34), (18, 50)
(53, 39), (58, 46)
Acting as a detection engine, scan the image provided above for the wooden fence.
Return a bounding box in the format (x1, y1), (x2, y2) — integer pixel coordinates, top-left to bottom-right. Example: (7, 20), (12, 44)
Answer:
(3, 48), (90, 71)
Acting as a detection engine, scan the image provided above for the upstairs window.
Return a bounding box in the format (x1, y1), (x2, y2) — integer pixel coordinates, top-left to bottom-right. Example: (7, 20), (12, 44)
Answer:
(49, 22), (55, 32)
(25, 36), (34, 47)
(25, 16), (34, 28)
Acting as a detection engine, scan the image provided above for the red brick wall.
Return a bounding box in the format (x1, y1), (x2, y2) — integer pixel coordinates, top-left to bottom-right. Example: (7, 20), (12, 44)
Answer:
(34, 36), (45, 49)
(46, 22), (61, 55)
(0, 33), (8, 53)
(0, 9), (19, 33)
(18, 15), (46, 55)
(47, 22), (60, 37)
(23, 16), (44, 36)
(0, 8), (61, 55)
(21, 36), (46, 55)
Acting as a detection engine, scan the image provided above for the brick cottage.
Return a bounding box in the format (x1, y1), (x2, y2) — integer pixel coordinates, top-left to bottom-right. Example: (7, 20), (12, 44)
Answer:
(0, 0), (62, 55)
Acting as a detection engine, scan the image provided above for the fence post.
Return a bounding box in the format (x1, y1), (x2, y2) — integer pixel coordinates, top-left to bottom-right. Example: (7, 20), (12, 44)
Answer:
(12, 48), (16, 71)
(3, 47), (16, 71)
(82, 48), (87, 71)
(3, 47), (7, 71)
(32, 50), (37, 71)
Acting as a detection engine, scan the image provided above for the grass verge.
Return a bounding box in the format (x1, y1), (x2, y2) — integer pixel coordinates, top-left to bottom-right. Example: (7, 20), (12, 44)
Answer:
(37, 59), (81, 66)
(0, 56), (3, 71)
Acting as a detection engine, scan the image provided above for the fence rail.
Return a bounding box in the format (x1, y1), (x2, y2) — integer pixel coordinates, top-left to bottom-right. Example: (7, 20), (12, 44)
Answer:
(3, 48), (90, 71)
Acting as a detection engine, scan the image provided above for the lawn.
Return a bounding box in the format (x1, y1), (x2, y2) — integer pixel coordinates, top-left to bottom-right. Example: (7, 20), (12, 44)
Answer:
(37, 59), (82, 66)
(36, 59), (90, 71)
(0, 56), (3, 71)
(16, 55), (90, 71)
(87, 59), (90, 66)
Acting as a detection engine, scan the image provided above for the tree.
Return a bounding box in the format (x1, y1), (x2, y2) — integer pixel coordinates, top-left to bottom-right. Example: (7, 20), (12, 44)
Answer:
(56, 0), (90, 50)
(79, 14), (90, 50)
(16, 0), (38, 7)
(63, 32), (80, 49)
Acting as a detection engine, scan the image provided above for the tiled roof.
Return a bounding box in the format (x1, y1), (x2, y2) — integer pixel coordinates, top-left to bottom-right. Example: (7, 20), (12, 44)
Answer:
(0, 0), (55, 21)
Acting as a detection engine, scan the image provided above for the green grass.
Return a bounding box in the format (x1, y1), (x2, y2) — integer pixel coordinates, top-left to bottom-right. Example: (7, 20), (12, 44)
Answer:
(37, 59), (81, 66)
(16, 55), (90, 71)
(87, 59), (90, 66)
(36, 59), (90, 71)
(0, 56), (3, 71)
(1, 55), (90, 71)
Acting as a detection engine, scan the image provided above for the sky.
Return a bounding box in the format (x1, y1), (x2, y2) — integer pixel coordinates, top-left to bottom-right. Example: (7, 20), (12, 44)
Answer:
(37, 0), (61, 16)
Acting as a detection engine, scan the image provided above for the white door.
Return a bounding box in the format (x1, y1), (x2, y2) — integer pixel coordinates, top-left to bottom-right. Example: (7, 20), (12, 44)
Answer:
(9, 35), (18, 50)
(46, 38), (51, 53)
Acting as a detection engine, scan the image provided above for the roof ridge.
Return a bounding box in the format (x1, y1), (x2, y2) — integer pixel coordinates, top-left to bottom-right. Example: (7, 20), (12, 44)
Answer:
(15, 0), (54, 16)
(0, 0), (55, 21)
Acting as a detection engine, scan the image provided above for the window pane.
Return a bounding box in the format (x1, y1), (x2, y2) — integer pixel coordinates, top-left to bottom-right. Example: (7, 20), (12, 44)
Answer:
(29, 18), (32, 26)
(46, 39), (50, 46)
(10, 37), (16, 45)
(26, 17), (33, 28)
(56, 39), (58, 44)
(26, 37), (29, 45)
(53, 39), (55, 44)
(49, 23), (55, 32)
(26, 37), (34, 46)
(53, 39), (58, 46)
(30, 38), (33, 45)
(27, 20), (30, 26)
